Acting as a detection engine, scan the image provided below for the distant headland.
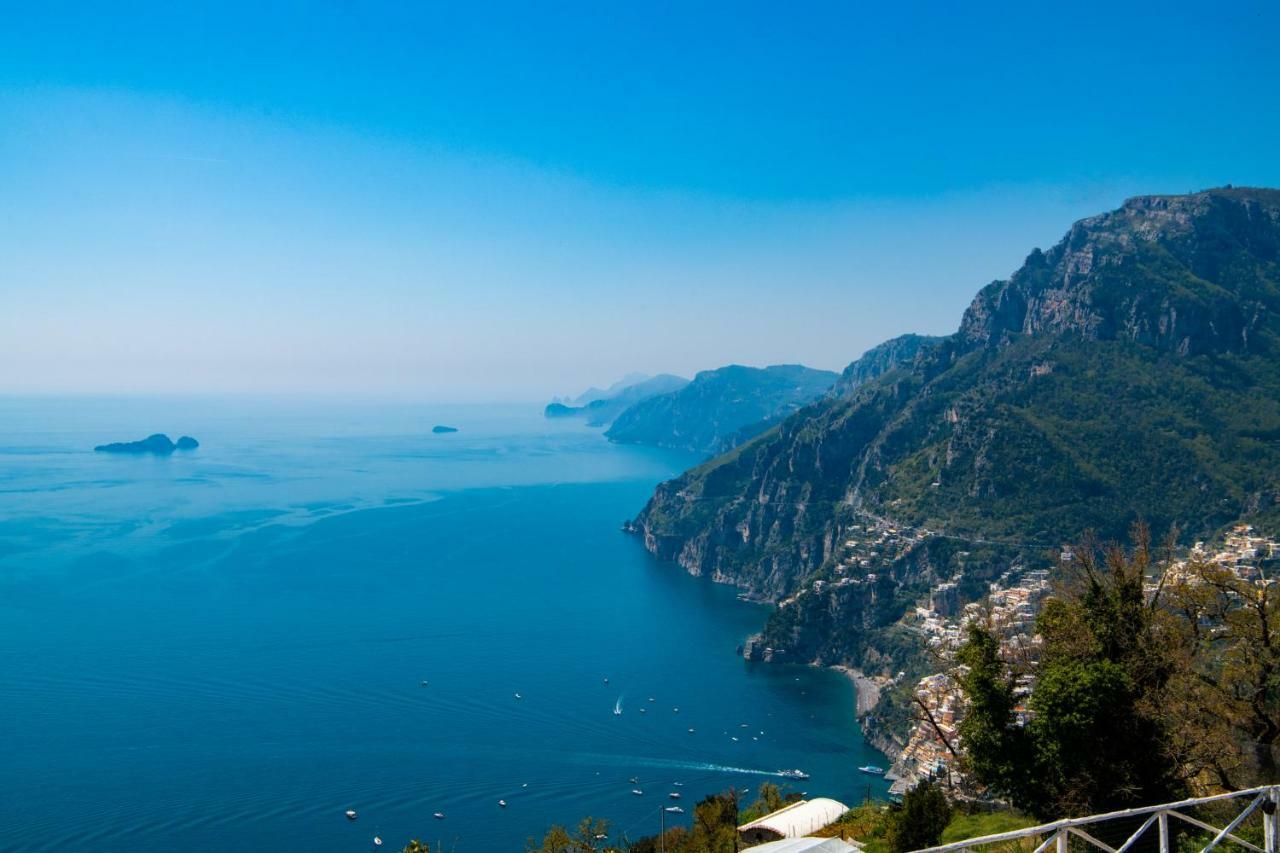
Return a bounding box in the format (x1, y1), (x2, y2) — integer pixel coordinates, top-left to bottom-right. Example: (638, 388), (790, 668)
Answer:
(94, 434), (199, 454)
(431, 425), (459, 434)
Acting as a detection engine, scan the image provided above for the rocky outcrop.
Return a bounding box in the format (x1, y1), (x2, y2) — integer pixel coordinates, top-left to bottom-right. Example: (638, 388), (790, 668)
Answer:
(829, 334), (944, 398)
(95, 434), (199, 454)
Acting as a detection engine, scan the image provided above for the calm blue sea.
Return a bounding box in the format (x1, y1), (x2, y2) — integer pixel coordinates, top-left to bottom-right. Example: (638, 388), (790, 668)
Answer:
(0, 398), (889, 852)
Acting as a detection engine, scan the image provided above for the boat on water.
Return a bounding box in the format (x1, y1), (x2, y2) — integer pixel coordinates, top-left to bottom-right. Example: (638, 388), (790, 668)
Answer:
(629, 777), (638, 784)
(668, 792), (682, 799)
(672, 782), (683, 787)
(632, 789), (643, 796)
(859, 765), (887, 776)
(499, 799), (507, 808)
(665, 806), (684, 814)
(514, 692), (522, 700)
(613, 698), (622, 715)
(779, 769), (810, 780)
(433, 812), (445, 820)
(345, 809), (358, 821)
(373, 837), (383, 847)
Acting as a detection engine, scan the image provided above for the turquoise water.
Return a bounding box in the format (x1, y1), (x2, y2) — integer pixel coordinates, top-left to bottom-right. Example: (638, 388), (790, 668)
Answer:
(0, 398), (889, 851)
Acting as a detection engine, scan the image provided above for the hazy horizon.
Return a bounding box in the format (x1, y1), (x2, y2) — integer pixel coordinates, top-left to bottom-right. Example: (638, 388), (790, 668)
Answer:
(4, 3), (1278, 399)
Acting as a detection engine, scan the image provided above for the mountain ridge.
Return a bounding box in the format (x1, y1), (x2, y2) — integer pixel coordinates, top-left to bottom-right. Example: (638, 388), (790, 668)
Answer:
(604, 363), (839, 456)
(628, 187), (1280, 669)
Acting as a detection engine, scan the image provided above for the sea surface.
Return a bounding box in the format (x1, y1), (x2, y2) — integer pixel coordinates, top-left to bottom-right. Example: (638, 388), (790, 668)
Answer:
(0, 397), (890, 852)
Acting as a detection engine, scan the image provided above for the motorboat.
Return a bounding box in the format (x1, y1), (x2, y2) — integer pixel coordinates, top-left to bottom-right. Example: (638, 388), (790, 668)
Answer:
(779, 769), (810, 780)
(345, 810), (358, 821)
(858, 765), (886, 776)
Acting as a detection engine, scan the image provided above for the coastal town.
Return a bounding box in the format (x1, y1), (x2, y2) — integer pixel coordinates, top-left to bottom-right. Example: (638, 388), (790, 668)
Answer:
(878, 525), (1279, 797)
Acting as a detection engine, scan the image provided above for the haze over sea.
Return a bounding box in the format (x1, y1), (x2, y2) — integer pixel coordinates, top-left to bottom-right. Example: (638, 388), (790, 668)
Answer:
(0, 397), (888, 852)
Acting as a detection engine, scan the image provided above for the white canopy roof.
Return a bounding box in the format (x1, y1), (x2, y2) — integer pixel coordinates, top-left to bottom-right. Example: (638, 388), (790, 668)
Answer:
(737, 797), (850, 839)
(745, 836), (861, 852)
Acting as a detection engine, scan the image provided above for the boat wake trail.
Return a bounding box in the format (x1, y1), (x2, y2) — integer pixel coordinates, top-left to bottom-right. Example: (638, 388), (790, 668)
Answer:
(576, 752), (786, 777)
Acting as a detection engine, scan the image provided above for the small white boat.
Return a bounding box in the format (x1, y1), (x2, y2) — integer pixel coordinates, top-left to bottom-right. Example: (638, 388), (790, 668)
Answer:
(672, 707), (679, 713)
(613, 698), (622, 716)
(373, 837), (383, 847)
(345, 809), (358, 821)
(648, 697), (655, 702)
(639, 707), (646, 713)
(668, 792), (681, 799)
(421, 680), (429, 686)
(433, 812), (445, 820)
(499, 799), (507, 808)
(522, 783), (528, 788)
(665, 806), (684, 814)
(779, 769), (810, 780)
(858, 765), (886, 776)
(629, 777), (638, 783)
(514, 692), (522, 700)
(672, 781), (683, 787)
(687, 727), (695, 733)
(632, 789), (643, 796)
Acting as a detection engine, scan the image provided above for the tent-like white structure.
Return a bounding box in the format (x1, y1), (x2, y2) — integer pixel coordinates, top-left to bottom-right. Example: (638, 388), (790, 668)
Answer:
(737, 797), (850, 844)
(745, 837), (861, 852)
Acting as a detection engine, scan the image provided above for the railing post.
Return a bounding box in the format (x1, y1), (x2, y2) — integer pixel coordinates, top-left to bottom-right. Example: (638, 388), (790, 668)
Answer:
(1056, 828), (1069, 853)
(1158, 811), (1169, 853)
(1267, 786), (1279, 853)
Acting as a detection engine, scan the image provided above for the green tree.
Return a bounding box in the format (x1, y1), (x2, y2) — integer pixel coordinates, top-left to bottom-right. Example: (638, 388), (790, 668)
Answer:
(885, 779), (952, 852)
(684, 791), (739, 852)
(402, 842), (430, 853)
(957, 526), (1186, 818)
(739, 781), (787, 822)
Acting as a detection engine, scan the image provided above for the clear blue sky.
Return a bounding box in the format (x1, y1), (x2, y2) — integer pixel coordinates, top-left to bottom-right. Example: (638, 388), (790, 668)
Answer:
(2, 1), (1277, 399)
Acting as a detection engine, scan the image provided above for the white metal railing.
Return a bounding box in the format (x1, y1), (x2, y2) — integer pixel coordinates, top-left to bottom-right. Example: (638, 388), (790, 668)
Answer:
(913, 786), (1280, 853)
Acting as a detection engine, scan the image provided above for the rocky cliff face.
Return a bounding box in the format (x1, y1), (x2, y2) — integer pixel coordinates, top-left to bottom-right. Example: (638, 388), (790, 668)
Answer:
(959, 189), (1279, 355)
(630, 189), (1280, 625)
(829, 334), (943, 398)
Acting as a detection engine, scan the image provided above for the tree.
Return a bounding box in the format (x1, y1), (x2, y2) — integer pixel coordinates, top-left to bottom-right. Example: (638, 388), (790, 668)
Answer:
(739, 782), (787, 822)
(955, 622), (1041, 807)
(885, 778), (952, 852)
(957, 526), (1186, 818)
(684, 791), (739, 853)
(402, 842), (430, 853)
(1161, 557), (1280, 787)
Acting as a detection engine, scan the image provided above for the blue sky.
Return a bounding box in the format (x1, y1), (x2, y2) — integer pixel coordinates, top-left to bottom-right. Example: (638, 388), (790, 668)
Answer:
(2, 2), (1277, 399)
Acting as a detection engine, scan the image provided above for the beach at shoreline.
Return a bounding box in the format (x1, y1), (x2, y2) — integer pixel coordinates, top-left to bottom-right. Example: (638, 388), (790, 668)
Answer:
(831, 664), (883, 717)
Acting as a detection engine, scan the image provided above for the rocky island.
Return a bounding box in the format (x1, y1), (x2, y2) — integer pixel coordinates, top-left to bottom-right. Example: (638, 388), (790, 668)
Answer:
(431, 425), (459, 433)
(95, 434), (199, 454)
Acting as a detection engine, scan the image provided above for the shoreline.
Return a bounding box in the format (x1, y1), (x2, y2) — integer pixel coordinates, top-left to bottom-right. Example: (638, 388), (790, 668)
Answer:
(829, 664), (882, 718)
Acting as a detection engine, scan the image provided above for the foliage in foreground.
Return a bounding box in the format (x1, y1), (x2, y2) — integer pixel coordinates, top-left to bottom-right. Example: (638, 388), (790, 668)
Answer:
(958, 525), (1280, 819)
